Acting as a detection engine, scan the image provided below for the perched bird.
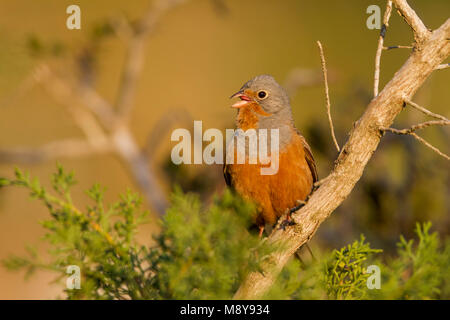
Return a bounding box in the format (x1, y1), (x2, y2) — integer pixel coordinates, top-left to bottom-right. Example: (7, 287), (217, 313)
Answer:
(224, 75), (317, 236)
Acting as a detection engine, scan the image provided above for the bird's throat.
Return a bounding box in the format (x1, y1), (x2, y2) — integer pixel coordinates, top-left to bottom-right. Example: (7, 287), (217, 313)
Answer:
(236, 103), (271, 130)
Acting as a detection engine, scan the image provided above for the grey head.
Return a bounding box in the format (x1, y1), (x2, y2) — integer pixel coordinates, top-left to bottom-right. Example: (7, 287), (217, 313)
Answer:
(231, 74), (294, 128)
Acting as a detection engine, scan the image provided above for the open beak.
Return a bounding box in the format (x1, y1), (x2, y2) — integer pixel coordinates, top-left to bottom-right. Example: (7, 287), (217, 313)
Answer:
(230, 90), (252, 108)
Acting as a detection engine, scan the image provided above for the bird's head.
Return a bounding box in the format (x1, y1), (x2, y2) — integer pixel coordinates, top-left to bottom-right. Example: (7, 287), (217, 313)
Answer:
(230, 75), (291, 116)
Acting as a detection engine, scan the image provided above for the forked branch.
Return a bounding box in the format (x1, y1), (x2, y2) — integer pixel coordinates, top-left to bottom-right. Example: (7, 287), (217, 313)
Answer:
(234, 0), (450, 299)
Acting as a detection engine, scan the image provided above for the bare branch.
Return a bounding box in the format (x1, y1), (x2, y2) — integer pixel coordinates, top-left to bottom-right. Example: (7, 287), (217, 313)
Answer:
(111, 126), (169, 214)
(143, 108), (192, 159)
(0, 139), (111, 164)
(78, 85), (118, 129)
(283, 68), (331, 97)
(317, 41), (340, 152)
(406, 99), (449, 121)
(115, 0), (185, 121)
(381, 120), (450, 135)
(235, 12), (450, 300)
(382, 126), (450, 160)
(409, 133), (450, 161)
(34, 66), (111, 148)
(380, 120), (450, 160)
(436, 63), (450, 70)
(374, 1), (393, 97)
(392, 0), (430, 42)
(383, 45), (413, 50)
(4, 64), (169, 214)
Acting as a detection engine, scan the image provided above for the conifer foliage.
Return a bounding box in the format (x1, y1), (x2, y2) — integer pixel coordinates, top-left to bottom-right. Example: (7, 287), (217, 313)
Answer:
(1, 166), (448, 299)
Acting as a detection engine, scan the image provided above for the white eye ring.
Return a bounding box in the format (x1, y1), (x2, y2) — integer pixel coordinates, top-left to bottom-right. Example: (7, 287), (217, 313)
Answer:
(257, 90), (268, 100)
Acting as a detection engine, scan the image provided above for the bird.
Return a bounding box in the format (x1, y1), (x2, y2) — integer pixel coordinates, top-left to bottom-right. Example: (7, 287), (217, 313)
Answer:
(224, 75), (318, 237)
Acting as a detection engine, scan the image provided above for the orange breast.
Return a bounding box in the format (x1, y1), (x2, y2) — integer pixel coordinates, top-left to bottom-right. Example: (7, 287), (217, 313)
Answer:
(226, 131), (314, 226)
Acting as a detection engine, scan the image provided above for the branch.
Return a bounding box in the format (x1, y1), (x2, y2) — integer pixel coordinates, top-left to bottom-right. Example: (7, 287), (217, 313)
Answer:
(317, 41), (340, 152)
(383, 45), (413, 50)
(408, 133), (450, 161)
(381, 120), (450, 135)
(406, 99), (449, 121)
(234, 8), (450, 299)
(393, 0), (430, 43)
(115, 0), (185, 121)
(143, 108), (192, 159)
(283, 68), (331, 97)
(0, 139), (111, 164)
(380, 120), (450, 161)
(0, 0), (187, 215)
(374, 1), (393, 97)
(436, 63), (450, 70)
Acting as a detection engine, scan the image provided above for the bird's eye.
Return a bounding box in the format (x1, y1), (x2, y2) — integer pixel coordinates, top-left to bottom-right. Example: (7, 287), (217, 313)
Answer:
(257, 90), (268, 99)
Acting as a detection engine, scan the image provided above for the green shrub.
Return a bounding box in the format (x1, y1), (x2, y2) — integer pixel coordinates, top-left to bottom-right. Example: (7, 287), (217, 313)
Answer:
(1, 166), (449, 299)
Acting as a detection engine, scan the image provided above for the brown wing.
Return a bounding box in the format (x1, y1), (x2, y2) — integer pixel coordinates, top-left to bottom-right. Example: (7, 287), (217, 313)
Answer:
(296, 130), (318, 183)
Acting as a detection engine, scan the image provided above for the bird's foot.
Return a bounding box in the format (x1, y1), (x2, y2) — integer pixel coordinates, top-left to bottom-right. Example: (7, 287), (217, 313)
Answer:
(279, 200), (308, 230)
(279, 213), (296, 230)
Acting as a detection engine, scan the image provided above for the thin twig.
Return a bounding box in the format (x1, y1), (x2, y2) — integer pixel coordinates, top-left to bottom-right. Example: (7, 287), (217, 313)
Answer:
(410, 133), (450, 161)
(374, 1), (393, 97)
(317, 41), (340, 152)
(381, 120), (449, 135)
(393, 0), (430, 42)
(115, 0), (185, 121)
(380, 120), (450, 161)
(405, 99), (449, 121)
(436, 63), (450, 70)
(383, 45), (413, 50)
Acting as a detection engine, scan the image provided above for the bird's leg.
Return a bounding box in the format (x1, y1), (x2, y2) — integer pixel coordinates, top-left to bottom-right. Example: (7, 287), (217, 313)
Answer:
(258, 226), (265, 238)
(279, 199), (308, 230)
(289, 199), (307, 214)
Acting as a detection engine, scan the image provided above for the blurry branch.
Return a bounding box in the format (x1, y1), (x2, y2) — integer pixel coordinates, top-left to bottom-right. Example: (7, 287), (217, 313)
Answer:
(235, 0), (450, 299)
(406, 99), (449, 121)
(0, 0), (189, 215)
(283, 68), (334, 97)
(210, 0), (230, 16)
(143, 108), (192, 159)
(0, 139), (111, 164)
(317, 41), (340, 152)
(0, 68), (40, 110)
(115, 0), (186, 122)
(374, 1), (393, 97)
(436, 63), (449, 70)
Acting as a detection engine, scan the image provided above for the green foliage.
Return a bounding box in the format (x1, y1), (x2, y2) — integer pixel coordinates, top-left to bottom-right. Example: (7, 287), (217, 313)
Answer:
(325, 236), (382, 299)
(265, 236), (382, 300)
(267, 225), (450, 300)
(1, 167), (449, 300)
(367, 222), (450, 299)
(0, 166), (268, 299)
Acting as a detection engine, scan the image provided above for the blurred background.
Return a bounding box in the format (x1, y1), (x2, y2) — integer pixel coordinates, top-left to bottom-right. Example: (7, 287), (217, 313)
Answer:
(0, 0), (449, 299)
